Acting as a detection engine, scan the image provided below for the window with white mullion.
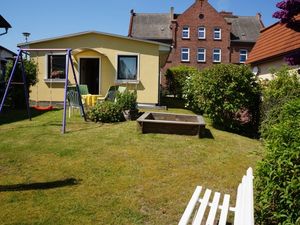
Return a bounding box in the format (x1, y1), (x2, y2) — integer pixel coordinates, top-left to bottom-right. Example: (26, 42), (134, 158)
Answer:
(213, 48), (221, 63)
(239, 49), (248, 63)
(198, 27), (206, 39)
(182, 26), (190, 39)
(197, 48), (206, 62)
(214, 28), (222, 40)
(181, 48), (190, 62)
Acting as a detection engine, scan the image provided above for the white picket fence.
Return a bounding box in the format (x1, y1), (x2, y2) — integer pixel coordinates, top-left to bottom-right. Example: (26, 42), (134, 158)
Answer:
(178, 167), (254, 225)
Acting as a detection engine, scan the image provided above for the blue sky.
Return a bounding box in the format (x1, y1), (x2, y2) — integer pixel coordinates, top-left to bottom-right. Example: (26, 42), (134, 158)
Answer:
(1, 0), (279, 52)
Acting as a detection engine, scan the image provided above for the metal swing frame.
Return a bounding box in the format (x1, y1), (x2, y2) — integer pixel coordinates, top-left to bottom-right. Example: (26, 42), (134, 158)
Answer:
(0, 48), (86, 134)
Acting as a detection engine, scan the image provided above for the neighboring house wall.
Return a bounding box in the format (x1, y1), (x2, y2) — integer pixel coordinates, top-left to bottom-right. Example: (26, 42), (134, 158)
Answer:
(251, 57), (299, 80)
(247, 14), (300, 80)
(230, 42), (254, 64)
(24, 32), (164, 105)
(129, 0), (263, 74)
(164, 0), (231, 70)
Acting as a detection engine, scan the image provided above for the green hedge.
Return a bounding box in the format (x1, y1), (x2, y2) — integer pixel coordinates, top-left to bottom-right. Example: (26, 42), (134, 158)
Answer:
(183, 64), (261, 133)
(255, 98), (300, 225)
(260, 66), (300, 138)
(164, 65), (198, 98)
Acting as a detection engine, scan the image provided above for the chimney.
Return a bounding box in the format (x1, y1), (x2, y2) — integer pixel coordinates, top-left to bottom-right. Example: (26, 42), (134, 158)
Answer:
(130, 9), (135, 16)
(256, 13), (262, 20)
(220, 11), (234, 18)
(170, 7), (174, 20)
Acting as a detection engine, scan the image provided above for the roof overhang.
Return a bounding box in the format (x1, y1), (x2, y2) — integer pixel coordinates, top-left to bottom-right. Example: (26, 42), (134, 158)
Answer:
(18, 31), (171, 49)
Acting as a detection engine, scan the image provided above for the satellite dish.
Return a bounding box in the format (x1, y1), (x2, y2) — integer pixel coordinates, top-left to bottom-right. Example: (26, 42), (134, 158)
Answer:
(252, 66), (259, 75)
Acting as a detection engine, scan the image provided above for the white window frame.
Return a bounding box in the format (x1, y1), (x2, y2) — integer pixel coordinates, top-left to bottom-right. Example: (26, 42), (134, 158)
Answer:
(213, 48), (221, 63)
(239, 49), (248, 63)
(214, 28), (222, 40)
(182, 26), (190, 39)
(116, 53), (140, 84)
(197, 48), (206, 62)
(181, 48), (190, 62)
(44, 52), (67, 83)
(198, 27), (206, 39)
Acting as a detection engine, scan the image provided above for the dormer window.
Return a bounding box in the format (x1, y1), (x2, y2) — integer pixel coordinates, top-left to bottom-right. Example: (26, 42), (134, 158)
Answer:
(214, 28), (221, 40)
(182, 26), (190, 39)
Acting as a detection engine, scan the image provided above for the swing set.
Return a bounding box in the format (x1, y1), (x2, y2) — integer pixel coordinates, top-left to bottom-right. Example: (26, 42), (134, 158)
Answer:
(0, 48), (86, 134)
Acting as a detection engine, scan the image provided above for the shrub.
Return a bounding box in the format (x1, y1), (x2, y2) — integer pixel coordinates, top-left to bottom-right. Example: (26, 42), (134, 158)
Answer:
(87, 101), (124, 123)
(183, 64), (261, 133)
(260, 66), (300, 138)
(116, 90), (137, 111)
(5, 59), (38, 109)
(255, 98), (300, 225)
(165, 65), (198, 98)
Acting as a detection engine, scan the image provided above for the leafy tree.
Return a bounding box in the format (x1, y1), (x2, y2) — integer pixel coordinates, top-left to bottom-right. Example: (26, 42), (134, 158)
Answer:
(183, 64), (261, 134)
(273, 0), (300, 66)
(5, 59), (38, 109)
(260, 66), (300, 138)
(273, 0), (300, 23)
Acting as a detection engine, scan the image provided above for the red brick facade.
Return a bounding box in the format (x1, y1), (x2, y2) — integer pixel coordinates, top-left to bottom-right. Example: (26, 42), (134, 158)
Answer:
(162, 0), (255, 72)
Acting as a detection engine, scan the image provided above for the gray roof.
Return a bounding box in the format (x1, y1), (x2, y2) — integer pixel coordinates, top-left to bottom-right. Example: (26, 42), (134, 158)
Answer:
(130, 13), (172, 40)
(130, 13), (262, 43)
(0, 15), (11, 28)
(225, 16), (262, 42)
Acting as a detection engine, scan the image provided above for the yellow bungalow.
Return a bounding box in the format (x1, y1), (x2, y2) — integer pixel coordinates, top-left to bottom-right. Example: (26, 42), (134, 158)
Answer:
(18, 31), (170, 106)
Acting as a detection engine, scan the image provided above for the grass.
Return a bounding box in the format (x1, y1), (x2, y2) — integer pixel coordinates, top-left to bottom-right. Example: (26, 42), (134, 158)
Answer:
(0, 108), (262, 225)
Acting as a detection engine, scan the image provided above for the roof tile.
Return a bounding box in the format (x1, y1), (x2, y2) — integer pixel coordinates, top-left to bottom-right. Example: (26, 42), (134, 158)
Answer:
(247, 14), (300, 64)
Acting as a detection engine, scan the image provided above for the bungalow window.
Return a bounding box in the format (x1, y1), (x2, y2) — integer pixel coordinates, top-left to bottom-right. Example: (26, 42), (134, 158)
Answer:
(213, 48), (221, 63)
(117, 55), (138, 81)
(47, 54), (66, 79)
(182, 26), (190, 39)
(181, 48), (190, 62)
(198, 27), (206, 39)
(197, 48), (206, 62)
(240, 49), (248, 63)
(214, 28), (222, 40)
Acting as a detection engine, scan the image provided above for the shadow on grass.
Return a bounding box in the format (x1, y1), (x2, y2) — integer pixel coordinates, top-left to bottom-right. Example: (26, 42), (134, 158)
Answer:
(0, 178), (80, 192)
(0, 107), (60, 126)
(212, 123), (259, 139)
(202, 128), (214, 139)
(160, 97), (186, 109)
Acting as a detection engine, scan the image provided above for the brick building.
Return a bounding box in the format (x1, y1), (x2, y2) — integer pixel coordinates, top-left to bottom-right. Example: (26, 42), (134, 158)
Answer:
(128, 0), (264, 71)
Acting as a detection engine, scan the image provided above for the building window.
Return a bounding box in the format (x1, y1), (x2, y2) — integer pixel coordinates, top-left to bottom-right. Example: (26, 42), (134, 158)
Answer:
(198, 27), (206, 39)
(197, 48), (206, 62)
(182, 26), (190, 39)
(214, 28), (222, 40)
(117, 55), (138, 81)
(47, 54), (66, 79)
(240, 49), (248, 63)
(213, 49), (221, 62)
(181, 48), (190, 62)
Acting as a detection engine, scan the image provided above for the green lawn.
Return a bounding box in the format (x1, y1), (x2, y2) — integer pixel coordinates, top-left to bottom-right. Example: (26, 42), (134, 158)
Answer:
(0, 108), (262, 225)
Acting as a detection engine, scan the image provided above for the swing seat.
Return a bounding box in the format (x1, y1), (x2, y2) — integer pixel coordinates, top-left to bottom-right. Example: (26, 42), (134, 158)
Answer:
(32, 105), (53, 111)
